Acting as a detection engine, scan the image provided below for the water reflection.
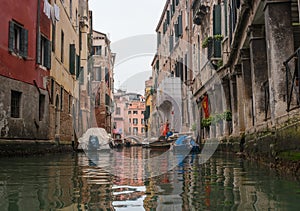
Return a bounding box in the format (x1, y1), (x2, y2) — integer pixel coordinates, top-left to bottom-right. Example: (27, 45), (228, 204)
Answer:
(0, 149), (300, 210)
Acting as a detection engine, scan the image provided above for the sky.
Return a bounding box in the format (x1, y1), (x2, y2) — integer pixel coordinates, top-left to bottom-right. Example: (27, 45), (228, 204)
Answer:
(89, 0), (166, 94)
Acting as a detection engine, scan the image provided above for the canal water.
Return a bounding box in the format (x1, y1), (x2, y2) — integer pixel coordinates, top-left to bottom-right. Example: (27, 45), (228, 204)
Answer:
(0, 148), (300, 211)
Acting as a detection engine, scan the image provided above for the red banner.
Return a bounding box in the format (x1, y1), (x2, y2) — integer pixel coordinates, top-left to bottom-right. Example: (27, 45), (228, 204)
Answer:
(202, 95), (210, 118)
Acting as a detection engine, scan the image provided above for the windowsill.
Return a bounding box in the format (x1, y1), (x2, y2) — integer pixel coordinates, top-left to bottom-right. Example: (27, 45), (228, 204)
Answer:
(9, 51), (26, 60)
(38, 65), (48, 71)
(10, 117), (22, 120)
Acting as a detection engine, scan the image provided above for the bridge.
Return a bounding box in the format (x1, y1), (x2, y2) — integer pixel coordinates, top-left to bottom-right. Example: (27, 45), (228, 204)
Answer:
(123, 135), (145, 144)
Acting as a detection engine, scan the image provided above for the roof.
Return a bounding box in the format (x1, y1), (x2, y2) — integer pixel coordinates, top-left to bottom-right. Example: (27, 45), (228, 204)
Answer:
(155, 0), (170, 32)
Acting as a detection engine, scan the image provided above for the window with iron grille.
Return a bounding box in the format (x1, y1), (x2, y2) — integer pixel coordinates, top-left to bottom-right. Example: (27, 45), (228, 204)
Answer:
(11, 90), (22, 118)
(39, 94), (45, 121)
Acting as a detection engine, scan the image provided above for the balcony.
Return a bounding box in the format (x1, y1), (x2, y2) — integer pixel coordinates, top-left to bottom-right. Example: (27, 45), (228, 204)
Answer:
(202, 35), (223, 61)
(192, 0), (209, 25)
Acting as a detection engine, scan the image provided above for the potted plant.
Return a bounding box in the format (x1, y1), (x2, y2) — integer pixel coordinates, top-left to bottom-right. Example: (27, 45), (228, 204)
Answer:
(222, 110), (232, 121)
(202, 34), (224, 49)
(202, 36), (213, 48)
(201, 117), (212, 128)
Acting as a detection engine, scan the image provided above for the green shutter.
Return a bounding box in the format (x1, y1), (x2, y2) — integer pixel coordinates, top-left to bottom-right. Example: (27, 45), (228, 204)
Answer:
(213, 5), (221, 35)
(178, 15), (183, 36)
(8, 21), (14, 52)
(76, 54), (80, 79)
(157, 32), (161, 47)
(69, 44), (75, 75)
(20, 28), (28, 58)
(52, 23), (56, 52)
(45, 39), (51, 69)
(172, 0), (175, 15)
(166, 10), (170, 25)
(213, 5), (222, 58)
(37, 32), (41, 64)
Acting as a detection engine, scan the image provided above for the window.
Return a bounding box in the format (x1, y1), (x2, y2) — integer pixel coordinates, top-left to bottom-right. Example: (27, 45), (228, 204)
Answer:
(69, 0), (73, 19)
(141, 119), (145, 125)
(133, 111), (138, 115)
(213, 4), (222, 58)
(128, 111), (131, 115)
(39, 94), (45, 121)
(157, 32), (161, 47)
(75, 9), (78, 31)
(133, 118), (138, 125)
(61, 30), (64, 62)
(60, 87), (64, 110)
(93, 46), (102, 55)
(11, 90), (22, 118)
(69, 44), (75, 75)
(52, 23), (56, 52)
(129, 118), (131, 123)
(94, 67), (102, 81)
(116, 107), (121, 115)
(68, 94), (72, 113)
(38, 35), (51, 69)
(8, 21), (28, 58)
(133, 127), (138, 135)
(141, 128), (145, 133)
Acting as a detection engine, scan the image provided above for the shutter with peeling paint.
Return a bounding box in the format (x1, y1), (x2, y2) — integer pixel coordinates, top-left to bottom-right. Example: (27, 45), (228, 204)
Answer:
(20, 28), (28, 58)
(178, 14), (183, 36)
(8, 21), (14, 52)
(37, 32), (41, 64)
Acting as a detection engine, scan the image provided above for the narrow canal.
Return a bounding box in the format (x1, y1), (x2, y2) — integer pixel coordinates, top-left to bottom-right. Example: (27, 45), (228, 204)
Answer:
(0, 148), (300, 210)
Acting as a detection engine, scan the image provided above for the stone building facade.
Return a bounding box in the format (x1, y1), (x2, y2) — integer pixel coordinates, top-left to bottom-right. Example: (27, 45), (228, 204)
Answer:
(49, 0), (89, 145)
(0, 0), (94, 150)
(151, 0), (300, 159)
(144, 77), (153, 136)
(0, 0), (51, 140)
(151, 0), (196, 136)
(91, 31), (115, 134)
(126, 96), (146, 136)
(113, 91), (146, 137)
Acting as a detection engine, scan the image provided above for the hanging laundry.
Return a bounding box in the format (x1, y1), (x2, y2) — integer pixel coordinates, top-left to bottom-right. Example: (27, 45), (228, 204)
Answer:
(54, 4), (60, 21)
(43, 0), (51, 19)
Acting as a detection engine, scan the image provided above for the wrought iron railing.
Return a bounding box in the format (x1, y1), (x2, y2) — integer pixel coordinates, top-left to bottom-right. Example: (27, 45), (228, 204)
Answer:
(284, 48), (300, 111)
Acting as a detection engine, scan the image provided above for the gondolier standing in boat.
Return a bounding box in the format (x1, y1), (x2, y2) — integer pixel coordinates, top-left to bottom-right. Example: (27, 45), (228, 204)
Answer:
(163, 120), (170, 137)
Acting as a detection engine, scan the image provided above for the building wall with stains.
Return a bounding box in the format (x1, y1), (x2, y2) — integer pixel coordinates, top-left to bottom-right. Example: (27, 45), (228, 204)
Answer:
(0, 0), (51, 140)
